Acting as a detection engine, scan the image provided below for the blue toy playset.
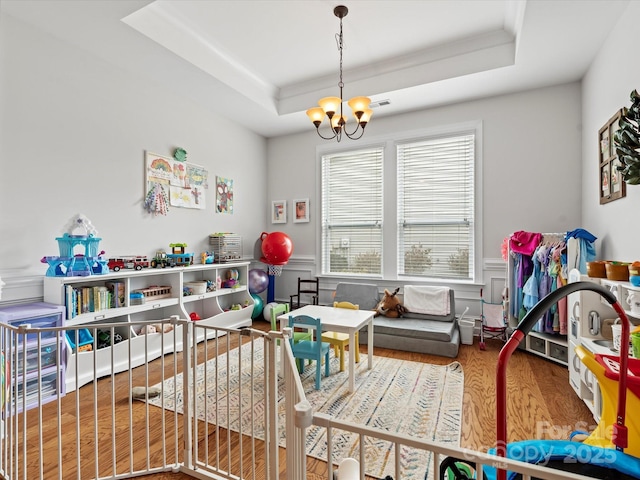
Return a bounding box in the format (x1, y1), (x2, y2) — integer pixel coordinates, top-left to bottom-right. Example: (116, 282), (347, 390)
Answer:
(40, 214), (108, 277)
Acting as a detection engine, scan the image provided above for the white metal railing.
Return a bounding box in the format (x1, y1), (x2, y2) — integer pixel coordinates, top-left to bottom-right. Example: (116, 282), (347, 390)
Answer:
(0, 318), (281, 480)
(309, 412), (611, 480)
(0, 319), (626, 480)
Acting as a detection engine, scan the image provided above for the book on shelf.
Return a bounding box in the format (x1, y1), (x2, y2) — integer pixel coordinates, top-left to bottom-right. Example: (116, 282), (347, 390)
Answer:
(64, 283), (117, 320)
(65, 285), (76, 320)
(105, 281), (125, 308)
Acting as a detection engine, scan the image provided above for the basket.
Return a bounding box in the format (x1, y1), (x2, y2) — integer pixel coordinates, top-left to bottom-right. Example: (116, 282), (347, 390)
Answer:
(586, 261), (607, 278)
(605, 262), (630, 281)
(267, 264), (283, 276)
(66, 328), (94, 352)
(185, 281), (207, 294)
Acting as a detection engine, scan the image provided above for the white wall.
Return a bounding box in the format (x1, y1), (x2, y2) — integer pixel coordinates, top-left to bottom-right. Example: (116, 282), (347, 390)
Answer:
(582, 0), (640, 261)
(0, 7), (595, 311)
(0, 13), (267, 299)
(267, 83), (583, 304)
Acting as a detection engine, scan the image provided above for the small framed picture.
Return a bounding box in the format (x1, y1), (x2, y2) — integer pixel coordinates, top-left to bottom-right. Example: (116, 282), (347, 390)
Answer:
(293, 198), (310, 223)
(271, 200), (287, 224)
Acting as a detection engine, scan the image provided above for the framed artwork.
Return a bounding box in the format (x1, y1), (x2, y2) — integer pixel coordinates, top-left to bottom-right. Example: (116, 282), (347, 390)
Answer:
(293, 198), (310, 223)
(599, 109), (626, 204)
(272, 200), (287, 224)
(216, 176), (233, 214)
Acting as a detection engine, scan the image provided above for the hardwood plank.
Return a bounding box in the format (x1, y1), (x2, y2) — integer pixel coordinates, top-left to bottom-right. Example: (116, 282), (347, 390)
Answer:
(19, 322), (590, 479)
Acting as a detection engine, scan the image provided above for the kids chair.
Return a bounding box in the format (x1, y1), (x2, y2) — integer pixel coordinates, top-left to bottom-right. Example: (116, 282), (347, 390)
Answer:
(288, 314), (331, 390)
(289, 277), (319, 310)
(270, 303), (312, 365)
(321, 301), (360, 372)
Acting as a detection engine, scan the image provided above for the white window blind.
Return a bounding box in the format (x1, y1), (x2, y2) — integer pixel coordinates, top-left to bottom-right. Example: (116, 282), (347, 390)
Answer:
(397, 133), (475, 279)
(321, 147), (383, 275)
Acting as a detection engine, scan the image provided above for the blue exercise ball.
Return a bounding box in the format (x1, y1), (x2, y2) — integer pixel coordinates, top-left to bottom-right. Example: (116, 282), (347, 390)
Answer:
(251, 293), (264, 320)
(248, 268), (269, 294)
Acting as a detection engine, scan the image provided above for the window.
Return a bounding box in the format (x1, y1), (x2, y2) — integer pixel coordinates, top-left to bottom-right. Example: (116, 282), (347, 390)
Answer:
(397, 133), (475, 280)
(321, 147), (383, 275)
(320, 125), (477, 281)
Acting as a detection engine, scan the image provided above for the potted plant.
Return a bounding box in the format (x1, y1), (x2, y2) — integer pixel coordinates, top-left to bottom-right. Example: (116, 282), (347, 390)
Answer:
(613, 89), (640, 185)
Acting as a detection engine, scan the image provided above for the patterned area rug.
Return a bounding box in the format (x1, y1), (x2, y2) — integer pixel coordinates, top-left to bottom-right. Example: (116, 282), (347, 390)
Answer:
(147, 338), (463, 479)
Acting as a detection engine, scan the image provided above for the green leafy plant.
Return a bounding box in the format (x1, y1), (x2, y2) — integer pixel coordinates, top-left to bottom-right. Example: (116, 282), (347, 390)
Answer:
(351, 251), (381, 274)
(448, 248), (469, 276)
(330, 248), (349, 272)
(613, 89), (640, 185)
(404, 244), (432, 274)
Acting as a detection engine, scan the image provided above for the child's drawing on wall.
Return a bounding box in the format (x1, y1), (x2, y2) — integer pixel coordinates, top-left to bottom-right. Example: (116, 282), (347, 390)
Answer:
(216, 176), (233, 214)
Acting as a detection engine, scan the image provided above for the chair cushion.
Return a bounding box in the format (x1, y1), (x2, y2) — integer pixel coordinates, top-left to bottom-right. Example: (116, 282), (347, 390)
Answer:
(334, 283), (380, 311)
(370, 317), (457, 342)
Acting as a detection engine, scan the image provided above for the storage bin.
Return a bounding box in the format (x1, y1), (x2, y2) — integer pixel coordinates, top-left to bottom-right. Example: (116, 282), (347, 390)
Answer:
(17, 342), (60, 375)
(0, 302), (67, 412)
(586, 261), (606, 278)
(66, 329), (93, 352)
(458, 317), (474, 345)
(529, 336), (546, 354)
(185, 281), (207, 295)
(130, 292), (145, 305)
(549, 343), (568, 363)
(605, 262), (630, 281)
(0, 302), (65, 344)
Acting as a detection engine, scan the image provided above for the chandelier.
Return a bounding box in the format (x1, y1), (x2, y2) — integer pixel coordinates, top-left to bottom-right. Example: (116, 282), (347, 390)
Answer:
(306, 5), (373, 142)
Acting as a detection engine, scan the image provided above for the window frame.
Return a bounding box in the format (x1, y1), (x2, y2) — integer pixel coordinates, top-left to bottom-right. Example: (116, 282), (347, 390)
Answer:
(397, 131), (476, 281)
(320, 145), (385, 277)
(316, 122), (483, 284)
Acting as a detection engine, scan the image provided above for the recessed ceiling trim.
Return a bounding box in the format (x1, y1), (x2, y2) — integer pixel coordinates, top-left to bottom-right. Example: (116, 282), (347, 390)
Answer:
(278, 30), (516, 116)
(122, 1), (279, 113)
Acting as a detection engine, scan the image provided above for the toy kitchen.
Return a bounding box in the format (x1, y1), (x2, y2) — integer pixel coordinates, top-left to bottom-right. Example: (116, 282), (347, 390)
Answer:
(568, 267), (640, 423)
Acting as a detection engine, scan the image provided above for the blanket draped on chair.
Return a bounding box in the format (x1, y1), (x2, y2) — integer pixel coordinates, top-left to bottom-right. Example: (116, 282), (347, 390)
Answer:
(404, 285), (450, 316)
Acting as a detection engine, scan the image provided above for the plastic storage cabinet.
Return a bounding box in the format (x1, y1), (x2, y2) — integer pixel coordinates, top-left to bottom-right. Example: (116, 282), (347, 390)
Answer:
(0, 302), (66, 413)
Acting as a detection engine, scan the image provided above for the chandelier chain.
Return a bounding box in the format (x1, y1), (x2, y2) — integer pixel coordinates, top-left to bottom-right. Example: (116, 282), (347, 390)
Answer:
(336, 20), (344, 90)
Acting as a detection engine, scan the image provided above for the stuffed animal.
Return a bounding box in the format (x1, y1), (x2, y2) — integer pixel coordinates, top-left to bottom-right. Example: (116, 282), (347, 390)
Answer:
(139, 323), (174, 334)
(131, 385), (161, 399)
(139, 324), (157, 335)
(152, 323), (174, 333)
(375, 288), (408, 318)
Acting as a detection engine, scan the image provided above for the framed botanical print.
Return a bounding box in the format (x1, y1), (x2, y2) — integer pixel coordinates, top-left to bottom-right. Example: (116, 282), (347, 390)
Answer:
(599, 109), (626, 204)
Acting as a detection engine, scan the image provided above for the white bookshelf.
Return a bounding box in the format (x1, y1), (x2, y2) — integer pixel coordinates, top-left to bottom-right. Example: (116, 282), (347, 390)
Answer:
(43, 262), (253, 391)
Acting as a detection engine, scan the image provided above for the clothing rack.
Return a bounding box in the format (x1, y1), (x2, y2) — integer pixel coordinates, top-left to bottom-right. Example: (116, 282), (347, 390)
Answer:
(506, 230), (571, 365)
(540, 232), (566, 244)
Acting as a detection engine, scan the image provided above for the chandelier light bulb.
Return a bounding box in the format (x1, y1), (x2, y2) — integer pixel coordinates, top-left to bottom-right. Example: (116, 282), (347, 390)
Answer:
(358, 108), (374, 125)
(318, 97), (341, 117)
(306, 107), (325, 127)
(347, 96), (371, 117)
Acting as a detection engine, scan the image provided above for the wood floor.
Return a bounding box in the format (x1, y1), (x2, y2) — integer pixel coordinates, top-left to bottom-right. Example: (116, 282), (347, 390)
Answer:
(26, 320), (592, 480)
